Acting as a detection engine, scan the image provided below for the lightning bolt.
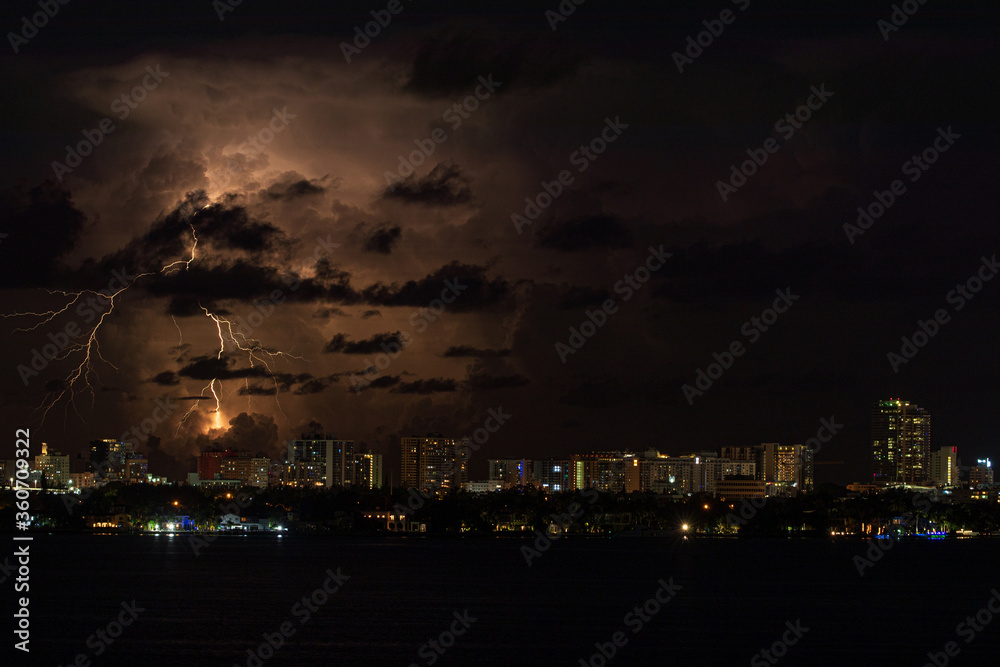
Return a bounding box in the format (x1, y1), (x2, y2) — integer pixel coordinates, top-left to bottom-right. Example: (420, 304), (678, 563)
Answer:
(198, 304), (302, 423)
(171, 315), (184, 347)
(5, 204), (300, 431)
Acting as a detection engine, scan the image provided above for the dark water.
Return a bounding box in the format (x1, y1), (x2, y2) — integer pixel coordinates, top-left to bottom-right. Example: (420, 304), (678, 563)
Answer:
(6, 534), (1000, 666)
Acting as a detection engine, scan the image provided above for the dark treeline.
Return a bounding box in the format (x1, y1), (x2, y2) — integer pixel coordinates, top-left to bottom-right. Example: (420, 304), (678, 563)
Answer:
(3, 483), (999, 536)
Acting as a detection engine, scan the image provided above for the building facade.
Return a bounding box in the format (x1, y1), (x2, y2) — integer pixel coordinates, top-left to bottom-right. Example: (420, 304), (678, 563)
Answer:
(34, 443), (70, 487)
(929, 446), (959, 487)
(488, 459), (532, 487)
(871, 399), (932, 484)
(288, 434), (356, 488)
(532, 459), (571, 492)
(399, 436), (466, 491)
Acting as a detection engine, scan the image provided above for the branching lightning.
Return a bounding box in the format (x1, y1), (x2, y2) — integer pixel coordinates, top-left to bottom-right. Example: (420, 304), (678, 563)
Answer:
(5, 207), (300, 433)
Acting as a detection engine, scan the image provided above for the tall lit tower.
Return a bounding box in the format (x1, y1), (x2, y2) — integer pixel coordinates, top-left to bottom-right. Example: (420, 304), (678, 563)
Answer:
(871, 399), (931, 484)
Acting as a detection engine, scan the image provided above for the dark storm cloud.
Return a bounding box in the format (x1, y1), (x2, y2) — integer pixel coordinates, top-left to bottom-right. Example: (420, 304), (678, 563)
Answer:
(360, 261), (509, 310)
(534, 214), (633, 252)
(349, 375), (400, 392)
(324, 332), (404, 354)
(391, 378), (458, 394)
(150, 371), (180, 386)
(177, 354), (271, 381)
(382, 162), (471, 206)
(146, 260), (297, 306)
(265, 179), (325, 200)
(165, 296), (227, 317)
(442, 345), (511, 358)
(404, 33), (581, 97)
(215, 412), (279, 454)
(193, 202), (290, 253)
(293, 377), (335, 395)
(0, 182), (86, 287)
(98, 196), (289, 279)
(239, 384), (278, 396)
(313, 306), (349, 319)
(274, 372), (316, 392)
(361, 309), (382, 319)
(463, 372), (529, 391)
(362, 225), (402, 254)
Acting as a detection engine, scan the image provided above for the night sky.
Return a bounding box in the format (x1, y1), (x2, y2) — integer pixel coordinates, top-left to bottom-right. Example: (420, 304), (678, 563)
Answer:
(1, 0), (998, 484)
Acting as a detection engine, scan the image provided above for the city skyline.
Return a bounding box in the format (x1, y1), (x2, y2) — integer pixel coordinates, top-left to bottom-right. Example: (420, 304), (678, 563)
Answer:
(10, 396), (997, 495)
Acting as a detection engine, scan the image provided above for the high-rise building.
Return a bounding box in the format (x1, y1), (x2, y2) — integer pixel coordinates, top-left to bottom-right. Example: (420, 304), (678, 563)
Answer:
(400, 438), (419, 488)
(801, 446), (814, 492)
(89, 438), (144, 483)
(571, 452), (627, 492)
(698, 454), (758, 495)
(354, 452), (383, 489)
(90, 439), (130, 473)
(532, 459), (571, 492)
(871, 399), (931, 484)
(761, 443), (804, 490)
(929, 446), (959, 486)
(288, 434), (355, 488)
(488, 459), (532, 486)
(220, 451), (253, 482)
(35, 443), (70, 487)
(198, 449), (227, 481)
(248, 457), (271, 488)
(623, 450), (705, 495)
(399, 436), (466, 490)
